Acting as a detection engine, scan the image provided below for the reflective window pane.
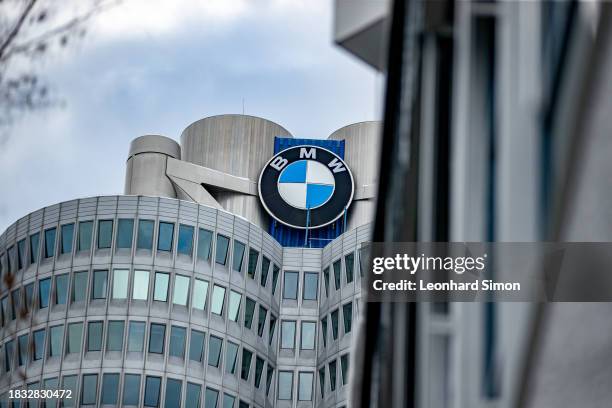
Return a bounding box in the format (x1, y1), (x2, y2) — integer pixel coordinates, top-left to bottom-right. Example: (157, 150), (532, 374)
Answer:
(272, 264), (280, 295)
(205, 388), (219, 408)
(266, 365), (274, 396)
(185, 383), (202, 408)
(341, 354), (349, 385)
(97, 220), (113, 249)
(283, 271), (298, 300)
(55, 273), (69, 305)
(33, 329), (45, 360)
(149, 323), (166, 354)
(189, 329), (205, 362)
(301, 321), (316, 350)
(223, 393), (235, 408)
(116, 219), (134, 249)
(107, 320), (125, 351)
(153, 272), (169, 302)
(281, 321), (296, 349)
(241, 348), (253, 381)
(44, 377), (58, 407)
(345, 253), (355, 283)
(60, 223), (74, 255)
(30, 232), (40, 263)
(225, 341), (239, 375)
(39, 278), (51, 308)
(329, 360), (337, 391)
(101, 373), (119, 405)
(260, 256), (271, 287)
(173, 275), (190, 306)
(247, 248), (258, 279)
(211, 285), (225, 316)
(157, 222), (174, 252)
(44, 227), (56, 258)
(269, 315), (277, 346)
(66, 322), (83, 354)
(81, 374), (98, 405)
(319, 367), (325, 397)
(87, 321), (103, 352)
(165, 378), (182, 407)
(208, 336), (223, 368)
(343, 302), (353, 334)
(232, 241), (245, 273)
(321, 317), (328, 347)
(323, 267), (330, 297)
(257, 306), (267, 337)
(244, 297), (256, 329)
(169, 326), (186, 358)
(178, 224), (194, 256)
(137, 219), (154, 250)
(4, 340), (14, 372)
(228, 290), (241, 322)
(17, 239), (25, 269)
(62, 375), (77, 407)
(72, 271), (88, 302)
(128, 321), (146, 352)
(112, 269), (129, 299)
(331, 309), (339, 340)
(333, 260), (341, 290)
(123, 374), (141, 406)
(254, 356), (265, 388)
(78, 221), (93, 252)
(133, 270), (149, 300)
(24, 283), (34, 312)
(197, 228), (213, 261)
(92, 270), (108, 299)
(215, 235), (230, 265)
(49, 325), (63, 357)
(278, 371), (293, 400)
(18, 334), (28, 366)
(303, 272), (318, 300)
(193, 279), (209, 310)
(298, 372), (313, 401)
(144, 376), (161, 407)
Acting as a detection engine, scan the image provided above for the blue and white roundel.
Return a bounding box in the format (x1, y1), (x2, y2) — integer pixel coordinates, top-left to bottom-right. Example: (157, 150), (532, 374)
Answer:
(277, 160), (335, 209)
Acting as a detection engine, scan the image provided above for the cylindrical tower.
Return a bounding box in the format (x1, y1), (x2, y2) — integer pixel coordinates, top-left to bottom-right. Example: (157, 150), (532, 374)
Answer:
(124, 135), (181, 198)
(180, 115), (292, 228)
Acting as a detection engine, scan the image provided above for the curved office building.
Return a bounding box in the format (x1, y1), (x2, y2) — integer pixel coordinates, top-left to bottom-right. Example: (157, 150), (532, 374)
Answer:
(0, 115), (380, 408)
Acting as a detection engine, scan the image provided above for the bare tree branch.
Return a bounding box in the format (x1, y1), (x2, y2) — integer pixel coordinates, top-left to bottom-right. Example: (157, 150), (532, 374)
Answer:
(0, 0), (38, 62)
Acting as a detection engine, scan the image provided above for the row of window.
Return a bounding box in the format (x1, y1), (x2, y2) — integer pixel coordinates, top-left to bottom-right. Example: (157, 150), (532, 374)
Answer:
(318, 353), (350, 399)
(320, 302), (354, 348)
(322, 250), (365, 299)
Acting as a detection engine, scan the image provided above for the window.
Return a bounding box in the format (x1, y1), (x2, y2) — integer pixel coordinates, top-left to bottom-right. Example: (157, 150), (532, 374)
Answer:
(144, 376), (161, 407)
(7, 245), (15, 273)
(81, 374), (98, 405)
(44, 377), (58, 407)
(72, 271), (88, 302)
(98, 220), (113, 249)
(133, 270), (149, 300)
(211, 285), (225, 315)
(189, 329), (205, 362)
(247, 248), (258, 279)
(49, 325), (63, 357)
(254, 356), (265, 388)
(239, 401), (249, 408)
(112, 269), (129, 299)
(244, 297), (256, 329)
(10, 289), (19, 320)
(205, 388), (219, 408)
(60, 223), (74, 255)
(329, 360), (337, 391)
(298, 372), (314, 401)
(39, 277), (51, 308)
(157, 222), (174, 252)
(107, 321), (125, 351)
(78, 221), (93, 252)
(241, 348), (253, 381)
(266, 365), (274, 396)
(17, 239), (25, 269)
(186, 383), (202, 408)
(43, 227), (56, 259)
(30, 232), (40, 263)
(333, 260), (341, 290)
(281, 321), (296, 349)
(24, 282), (34, 312)
(165, 378), (182, 407)
(303, 272), (318, 300)
(283, 271), (298, 300)
(197, 228), (213, 261)
(225, 341), (239, 375)
(341, 354), (350, 385)
(215, 235), (230, 265)
(321, 317), (328, 347)
(173, 275), (190, 306)
(54, 274), (69, 305)
(62, 375), (78, 407)
(149, 323), (166, 354)
(1, 296), (7, 324)
(331, 309), (339, 340)
(192, 278), (209, 310)
(128, 321), (145, 352)
(101, 373), (119, 405)
(66, 322), (83, 354)
(228, 290), (241, 322)
(323, 267), (330, 297)
(345, 253), (355, 283)
(4, 340), (14, 371)
(269, 315), (277, 345)
(87, 321), (103, 352)
(92, 270), (108, 299)
(257, 306), (267, 337)
(260, 256), (271, 286)
(123, 374), (141, 406)
(319, 367), (325, 398)
(18, 334), (28, 366)
(33, 329), (45, 360)
(343, 302), (353, 334)
(116, 218), (134, 249)
(301, 322), (316, 350)
(208, 336), (223, 368)
(137, 219), (154, 250)
(223, 393), (235, 408)
(232, 241), (245, 272)
(169, 326), (186, 358)
(272, 264), (280, 295)
(153, 272), (169, 302)
(177, 224), (194, 256)
(278, 371), (293, 400)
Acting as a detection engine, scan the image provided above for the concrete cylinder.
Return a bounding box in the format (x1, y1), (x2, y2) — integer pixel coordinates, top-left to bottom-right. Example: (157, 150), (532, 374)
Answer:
(124, 135), (181, 198)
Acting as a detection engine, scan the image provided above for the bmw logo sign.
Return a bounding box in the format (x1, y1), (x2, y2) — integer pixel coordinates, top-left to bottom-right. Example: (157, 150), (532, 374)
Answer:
(258, 146), (354, 229)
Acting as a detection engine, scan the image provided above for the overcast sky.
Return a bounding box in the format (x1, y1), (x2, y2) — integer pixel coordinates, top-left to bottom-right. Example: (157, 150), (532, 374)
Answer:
(0, 0), (381, 233)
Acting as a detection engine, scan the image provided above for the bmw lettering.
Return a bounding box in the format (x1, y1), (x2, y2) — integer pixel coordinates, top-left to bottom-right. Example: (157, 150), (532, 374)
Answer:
(258, 146), (354, 229)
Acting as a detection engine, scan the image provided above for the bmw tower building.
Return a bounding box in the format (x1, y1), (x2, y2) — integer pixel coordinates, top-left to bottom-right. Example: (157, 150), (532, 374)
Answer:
(0, 114), (380, 408)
